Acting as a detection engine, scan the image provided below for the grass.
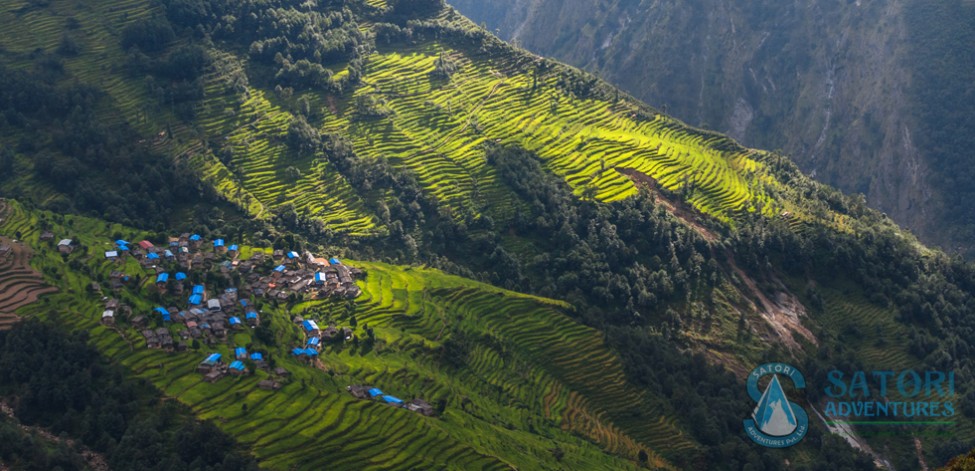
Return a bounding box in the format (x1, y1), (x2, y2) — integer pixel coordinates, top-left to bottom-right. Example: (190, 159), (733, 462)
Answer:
(0, 199), (686, 470)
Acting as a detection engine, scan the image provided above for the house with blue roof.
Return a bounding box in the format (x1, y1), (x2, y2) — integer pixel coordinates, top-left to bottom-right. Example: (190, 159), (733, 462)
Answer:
(155, 273), (169, 285)
(302, 319), (320, 333)
(188, 294), (203, 306)
(245, 310), (260, 326)
(307, 336), (320, 347)
(146, 252), (159, 260)
(329, 257), (341, 265)
(274, 264), (286, 273)
(189, 234), (201, 241)
(304, 348), (319, 357)
(153, 307), (171, 322)
(286, 251), (298, 259)
(214, 239), (226, 253)
(164, 249), (174, 258)
(228, 244), (238, 253)
(229, 361), (246, 375)
(291, 347), (306, 356)
(382, 395), (404, 406)
(250, 352), (264, 362)
(314, 272), (326, 285)
(198, 353), (222, 374)
(368, 388), (384, 398)
(192, 285), (205, 295)
(175, 272), (187, 281)
(235, 347), (247, 360)
(229, 316), (242, 328)
(115, 240), (130, 247)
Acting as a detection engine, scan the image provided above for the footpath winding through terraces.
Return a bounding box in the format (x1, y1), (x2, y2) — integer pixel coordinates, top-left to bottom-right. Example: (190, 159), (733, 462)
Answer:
(0, 215), (57, 328)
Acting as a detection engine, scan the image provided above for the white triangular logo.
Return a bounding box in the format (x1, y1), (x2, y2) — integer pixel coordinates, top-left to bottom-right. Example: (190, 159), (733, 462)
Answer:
(751, 374), (798, 437)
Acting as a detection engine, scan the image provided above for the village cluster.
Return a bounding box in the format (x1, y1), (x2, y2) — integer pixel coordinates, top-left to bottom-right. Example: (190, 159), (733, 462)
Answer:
(41, 230), (434, 415)
(92, 233), (364, 383)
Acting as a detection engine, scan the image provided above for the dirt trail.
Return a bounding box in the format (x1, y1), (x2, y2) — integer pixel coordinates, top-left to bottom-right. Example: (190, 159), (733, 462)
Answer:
(615, 167), (719, 242)
(618, 167), (817, 350)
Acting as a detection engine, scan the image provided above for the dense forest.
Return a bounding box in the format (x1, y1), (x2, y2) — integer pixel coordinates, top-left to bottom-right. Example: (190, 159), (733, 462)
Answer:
(0, 318), (259, 471)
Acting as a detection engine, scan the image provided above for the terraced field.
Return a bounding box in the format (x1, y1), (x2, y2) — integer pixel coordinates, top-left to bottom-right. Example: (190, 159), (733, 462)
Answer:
(0, 199), (683, 470)
(187, 77), (379, 235)
(0, 232), (57, 329)
(316, 43), (783, 224)
(818, 286), (916, 371)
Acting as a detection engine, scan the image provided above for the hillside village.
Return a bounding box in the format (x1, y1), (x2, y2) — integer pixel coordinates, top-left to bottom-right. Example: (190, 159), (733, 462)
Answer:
(98, 232), (361, 362)
(73, 231), (436, 415)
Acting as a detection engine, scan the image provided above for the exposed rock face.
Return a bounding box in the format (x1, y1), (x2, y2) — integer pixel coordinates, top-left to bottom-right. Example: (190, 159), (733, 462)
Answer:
(449, 0), (942, 246)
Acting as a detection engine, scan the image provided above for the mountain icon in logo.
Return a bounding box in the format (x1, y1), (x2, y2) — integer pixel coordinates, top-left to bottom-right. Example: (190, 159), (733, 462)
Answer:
(751, 374), (798, 437)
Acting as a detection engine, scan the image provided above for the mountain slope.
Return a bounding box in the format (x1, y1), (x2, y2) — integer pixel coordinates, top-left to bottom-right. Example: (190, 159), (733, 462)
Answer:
(449, 0), (975, 255)
(1, 0), (975, 469)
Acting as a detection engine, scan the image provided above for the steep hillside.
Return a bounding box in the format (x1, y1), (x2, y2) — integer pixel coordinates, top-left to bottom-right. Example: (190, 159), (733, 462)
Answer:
(450, 0), (975, 255)
(0, 199), (681, 470)
(1, 0), (975, 469)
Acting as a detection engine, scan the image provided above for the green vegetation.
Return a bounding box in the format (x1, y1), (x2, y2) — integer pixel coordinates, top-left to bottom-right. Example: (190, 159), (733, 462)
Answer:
(2, 0), (975, 469)
(0, 319), (259, 470)
(0, 200), (665, 469)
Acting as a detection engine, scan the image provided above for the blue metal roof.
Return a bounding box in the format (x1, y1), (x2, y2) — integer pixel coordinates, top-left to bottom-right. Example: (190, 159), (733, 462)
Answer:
(368, 388), (383, 397)
(246, 312), (258, 319)
(315, 272), (325, 283)
(235, 347), (246, 357)
(189, 234), (201, 241)
(228, 244), (238, 251)
(204, 353), (221, 364)
(229, 361), (245, 371)
(164, 250), (174, 257)
(250, 353), (264, 361)
(308, 336), (320, 346)
(382, 395), (404, 405)
(213, 239), (224, 247)
(175, 272), (187, 281)
(118, 245), (129, 251)
(287, 251), (298, 259)
(291, 347), (305, 356)
(188, 294), (203, 305)
(329, 257), (341, 265)
(305, 349), (319, 357)
(192, 285), (204, 295)
(274, 265), (286, 272)
(302, 320), (319, 332)
(147, 252), (160, 260)
(154, 307), (168, 316)
(115, 240), (130, 246)
(156, 273), (169, 283)
(229, 317), (241, 325)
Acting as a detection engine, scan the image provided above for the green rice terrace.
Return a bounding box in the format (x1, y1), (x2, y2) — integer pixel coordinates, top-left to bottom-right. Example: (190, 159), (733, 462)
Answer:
(0, 199), (689, 469)
(0, 0), (852, 237)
